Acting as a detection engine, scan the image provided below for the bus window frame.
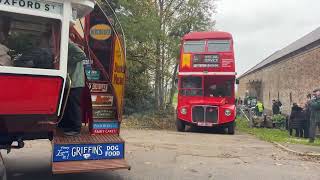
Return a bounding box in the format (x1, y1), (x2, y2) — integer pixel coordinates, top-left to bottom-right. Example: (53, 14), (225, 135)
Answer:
(2, 12), (62, 70)
(0, 2), (70, 76)
(183, 40), (206, 53)
(207, 39), (232, 53)
(179, 75), (204, 97)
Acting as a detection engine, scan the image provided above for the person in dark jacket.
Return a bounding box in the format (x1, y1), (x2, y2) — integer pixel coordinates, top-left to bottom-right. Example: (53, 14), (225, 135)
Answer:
(272, 100), (281, 115)
(58, 42), (86, 136)
(289, 103), (305, 137)
(303, 94), (312, 138)
(309, 89), (320, 143)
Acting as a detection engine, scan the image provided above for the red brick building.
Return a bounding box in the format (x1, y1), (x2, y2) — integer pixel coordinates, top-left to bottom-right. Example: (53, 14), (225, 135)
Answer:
(238, 27), (320, 114)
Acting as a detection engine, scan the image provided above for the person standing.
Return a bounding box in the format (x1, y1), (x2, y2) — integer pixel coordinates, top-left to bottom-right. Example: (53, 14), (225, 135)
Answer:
(0, 43), (11, 66)
(289, 103), (305, 137)
(0, 17), (12, 66)
(309, 89), (320, 143)
(272, 100), (280, 115)
(304, 94), (312, 138)
(59, 41), (86, 136)
(256, 101), (264, 116)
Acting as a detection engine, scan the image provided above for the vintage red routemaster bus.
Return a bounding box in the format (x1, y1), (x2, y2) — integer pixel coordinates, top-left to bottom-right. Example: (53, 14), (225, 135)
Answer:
(176, 32), (236, 134)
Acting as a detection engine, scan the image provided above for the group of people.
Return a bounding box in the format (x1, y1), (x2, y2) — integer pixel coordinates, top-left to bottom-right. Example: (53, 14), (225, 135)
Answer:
(237, 89), (320, 143)
(236, 97), (264, 116)
(290, 89), (320, 143)
(254, 99), (281, 117)
(277, 90), (320, 143)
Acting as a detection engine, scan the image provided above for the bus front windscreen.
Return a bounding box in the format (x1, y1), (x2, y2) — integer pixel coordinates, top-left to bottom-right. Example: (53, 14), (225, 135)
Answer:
(204, 76), (234, 97)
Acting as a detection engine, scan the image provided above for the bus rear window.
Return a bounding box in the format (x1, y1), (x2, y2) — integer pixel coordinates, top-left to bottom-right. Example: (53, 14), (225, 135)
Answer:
(183, 41), (205, 53)
(0, 12), (61, 69)
(208, 40), (231, 52)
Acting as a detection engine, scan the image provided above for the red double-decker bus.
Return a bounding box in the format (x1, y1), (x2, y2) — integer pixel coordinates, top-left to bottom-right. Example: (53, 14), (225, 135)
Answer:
(176, 31), (236, 134)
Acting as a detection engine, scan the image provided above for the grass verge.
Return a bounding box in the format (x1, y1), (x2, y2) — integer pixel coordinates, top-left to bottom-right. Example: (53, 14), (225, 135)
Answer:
(236, 118), (320, 146)
(122, 112), (176, 130)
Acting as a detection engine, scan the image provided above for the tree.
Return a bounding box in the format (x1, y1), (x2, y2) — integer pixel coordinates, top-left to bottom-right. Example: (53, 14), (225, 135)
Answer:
(113, 0), (216, 114)
(153, 0), (216, 112)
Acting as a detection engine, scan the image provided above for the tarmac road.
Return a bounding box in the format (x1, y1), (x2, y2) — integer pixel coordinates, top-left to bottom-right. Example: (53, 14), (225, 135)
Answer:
(2, 129), (320, 180)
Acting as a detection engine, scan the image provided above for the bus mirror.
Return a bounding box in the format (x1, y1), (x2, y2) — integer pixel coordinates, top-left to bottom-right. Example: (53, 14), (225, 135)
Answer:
(175, 78), (178, 85)
(236, 79), (240, 85)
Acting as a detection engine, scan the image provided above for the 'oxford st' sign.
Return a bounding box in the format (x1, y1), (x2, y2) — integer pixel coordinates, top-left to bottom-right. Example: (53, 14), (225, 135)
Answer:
(0, 0), (63, 15)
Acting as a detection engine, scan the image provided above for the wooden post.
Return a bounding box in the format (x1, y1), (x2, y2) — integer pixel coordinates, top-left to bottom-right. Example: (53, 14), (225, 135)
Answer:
(249, 108), (253, 128)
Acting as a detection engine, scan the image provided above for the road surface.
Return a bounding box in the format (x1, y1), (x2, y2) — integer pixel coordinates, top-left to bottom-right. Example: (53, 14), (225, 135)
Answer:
(2, 129), (320, 180)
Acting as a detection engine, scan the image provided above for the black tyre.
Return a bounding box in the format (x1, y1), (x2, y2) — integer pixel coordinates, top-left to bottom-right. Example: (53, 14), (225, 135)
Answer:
(176, 119), (186, 132)
(0, 170), (6, 180)
(227, 121), (235, 135)
(0, 156), (6, 180)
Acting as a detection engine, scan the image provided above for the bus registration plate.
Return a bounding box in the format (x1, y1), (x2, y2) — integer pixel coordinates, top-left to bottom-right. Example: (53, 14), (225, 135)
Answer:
(197, 122), (213, 127)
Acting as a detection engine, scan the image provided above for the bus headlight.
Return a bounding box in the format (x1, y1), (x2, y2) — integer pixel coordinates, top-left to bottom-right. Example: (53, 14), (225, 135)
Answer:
(181, 108), (187, 115)
(225, 109), (232, 116)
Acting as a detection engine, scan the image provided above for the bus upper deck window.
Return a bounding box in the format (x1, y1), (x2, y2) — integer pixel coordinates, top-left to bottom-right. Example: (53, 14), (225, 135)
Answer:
(183, 41), (206, 53)
(0, 12), (61, 70)
(208, 40), (231, 52)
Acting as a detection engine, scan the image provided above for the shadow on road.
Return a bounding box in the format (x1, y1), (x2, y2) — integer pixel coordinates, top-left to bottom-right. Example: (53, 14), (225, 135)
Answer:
(186, 126), (228, 135)
(6, 165), (129, 180)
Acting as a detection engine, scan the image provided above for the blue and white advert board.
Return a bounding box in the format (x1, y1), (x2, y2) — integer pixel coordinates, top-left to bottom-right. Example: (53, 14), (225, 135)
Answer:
(53, 143), (124, 162)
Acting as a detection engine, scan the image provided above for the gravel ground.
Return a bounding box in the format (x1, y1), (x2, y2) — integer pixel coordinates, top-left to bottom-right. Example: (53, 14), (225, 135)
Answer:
(2, 129), (320, 180)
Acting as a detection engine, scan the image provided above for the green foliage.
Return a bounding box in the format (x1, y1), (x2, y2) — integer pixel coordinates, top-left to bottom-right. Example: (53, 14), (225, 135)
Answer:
(169, 0), (215, 37)
(237, 118), (320, 146)
(272, 114), (287, 123)
(124, 60), (155, 115)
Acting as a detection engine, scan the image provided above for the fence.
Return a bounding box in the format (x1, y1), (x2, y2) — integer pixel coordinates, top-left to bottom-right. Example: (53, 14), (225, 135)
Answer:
(237, 105), (254, 128)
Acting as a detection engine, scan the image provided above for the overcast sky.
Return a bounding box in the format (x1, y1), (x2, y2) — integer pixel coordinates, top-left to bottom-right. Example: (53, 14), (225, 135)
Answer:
(215, 0), (320, 75)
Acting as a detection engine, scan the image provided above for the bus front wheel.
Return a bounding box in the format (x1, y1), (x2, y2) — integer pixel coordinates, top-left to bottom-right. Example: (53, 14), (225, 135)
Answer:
(0, 154), (6, 180)
(227, 121), (235, 135)
(176, 119), (186, 132)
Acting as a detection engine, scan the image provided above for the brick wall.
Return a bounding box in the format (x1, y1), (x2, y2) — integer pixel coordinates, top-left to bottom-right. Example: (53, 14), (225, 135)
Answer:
(238, 46), (320, 115)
